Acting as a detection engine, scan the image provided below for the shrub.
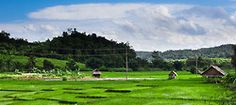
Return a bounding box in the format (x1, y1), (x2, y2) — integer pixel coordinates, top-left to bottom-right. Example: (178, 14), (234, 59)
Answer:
(190, 67), (197, 74)
(0, 76), (13, 80)
(66, 59), (79, 71)
(225, 74), (236, 83)
(25, 56), (36, 72)
(98, 66), (107, 71)
(173, 61), (184, 71)
(43, 60), (54, 71)
(204, 77), (224, 83)
(62, 76), (67, 81)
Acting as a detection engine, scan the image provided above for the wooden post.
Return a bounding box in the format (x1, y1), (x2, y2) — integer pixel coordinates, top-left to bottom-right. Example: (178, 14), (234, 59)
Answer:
(195, 56), (198, 69)
(195, 55), (198, 74)
(125, 47), (128, 80)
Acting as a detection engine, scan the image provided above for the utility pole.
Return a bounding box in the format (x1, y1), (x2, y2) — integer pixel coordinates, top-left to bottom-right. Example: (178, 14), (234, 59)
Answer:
(125, 47), (128, 80)
(195, 55), (198, 69)
(195, 55), (198, 74)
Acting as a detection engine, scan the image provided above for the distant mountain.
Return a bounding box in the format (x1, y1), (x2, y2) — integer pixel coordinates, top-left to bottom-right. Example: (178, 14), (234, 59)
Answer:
(136, 44), (234, 60)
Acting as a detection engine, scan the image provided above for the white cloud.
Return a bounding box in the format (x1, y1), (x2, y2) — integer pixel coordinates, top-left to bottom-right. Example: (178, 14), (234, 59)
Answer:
(180, 6), (228, 19)
(1, 3), (236, 51)
(29, 4), (149, 20)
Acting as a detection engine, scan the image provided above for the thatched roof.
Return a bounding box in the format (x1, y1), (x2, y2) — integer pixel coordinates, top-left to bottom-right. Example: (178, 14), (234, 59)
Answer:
(169, 71), (177, 76)
(201, 65), (226, 76)
(92, 70), (101, 75)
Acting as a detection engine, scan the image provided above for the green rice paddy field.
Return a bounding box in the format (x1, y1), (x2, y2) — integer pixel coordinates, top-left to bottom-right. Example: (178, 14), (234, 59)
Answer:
(0, 71), (235, 105)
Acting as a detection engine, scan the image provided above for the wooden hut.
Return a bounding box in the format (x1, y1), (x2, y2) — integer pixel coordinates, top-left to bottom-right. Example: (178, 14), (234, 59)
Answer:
(201, 65), (227, 78)
(169, 71), (177, 79)
(92, 69), (101, 78)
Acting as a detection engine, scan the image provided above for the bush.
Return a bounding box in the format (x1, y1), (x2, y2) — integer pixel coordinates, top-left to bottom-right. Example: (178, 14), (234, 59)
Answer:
(189, 67), (197, 74)
(43, 60), (54, 71)
(62, 77), (68, 81)
(66, 59), (79, 71)
(0, 56), (22, 72)
(173, 61), (184, 71)
(25, 56), (36, 72)
(204, 77), (224, 83)
(98, 66), (107, 71)
(0, 76), (13, 80)
(32, 67), (41, 73)
(225, 74), (236, 83)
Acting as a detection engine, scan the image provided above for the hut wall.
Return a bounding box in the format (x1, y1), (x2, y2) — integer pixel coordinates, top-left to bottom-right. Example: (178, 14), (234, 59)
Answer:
(202, 68), (224, 77)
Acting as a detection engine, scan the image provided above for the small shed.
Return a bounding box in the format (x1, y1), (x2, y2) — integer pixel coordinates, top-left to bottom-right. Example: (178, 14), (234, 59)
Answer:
(201, 65), (227, 78)
(92, 69), (101, 78)
(169, 71), (177, 79)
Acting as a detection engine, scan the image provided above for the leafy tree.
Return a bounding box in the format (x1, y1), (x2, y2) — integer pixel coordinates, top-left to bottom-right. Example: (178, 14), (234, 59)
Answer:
(190, 67), (198, 74)
(0, 31), (10, 42)
(151, 51), (166, 68)
(173, 61), (184, 71)
(25, 56), (36, 72)
(0, 59), (4, 72)
(5, 58), (15, 72)
(85, 57), (104, 69)
(129, 58), (139, 71)
(231, 45), (236, 74)
(43, 60), (54, 71)
(186, 58), (197, 68)
(0, 55), (19, 72)
(135, 58), (150, 68)
(197, 57), (213, 68)
(13, 61), (24, 71)
(186, 57), (213, 69)
(163, 62), (174, 71)
(66, 59), (79, 71)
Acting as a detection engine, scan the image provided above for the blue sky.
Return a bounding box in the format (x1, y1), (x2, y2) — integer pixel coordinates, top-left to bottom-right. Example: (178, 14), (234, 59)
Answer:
(0, 0), (233, 22)
(0, 0), (236, 51)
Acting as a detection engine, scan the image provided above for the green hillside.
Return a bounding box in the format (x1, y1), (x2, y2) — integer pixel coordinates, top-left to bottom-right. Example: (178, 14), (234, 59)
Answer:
(0, 54), (86, 70)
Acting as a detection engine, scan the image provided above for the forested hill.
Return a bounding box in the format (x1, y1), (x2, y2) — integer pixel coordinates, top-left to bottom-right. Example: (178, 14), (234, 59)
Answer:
(0, 29), (234, 63)
(0, 29), (134, 55)
(136, 44), (234, 60)
(0, 29), (145, 69)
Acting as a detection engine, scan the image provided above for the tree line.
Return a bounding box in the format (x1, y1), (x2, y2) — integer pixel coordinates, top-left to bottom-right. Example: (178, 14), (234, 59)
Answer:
(0, 29), (145, 71)
(0, 29), (234, 72)
(137, 44), (234, 60)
